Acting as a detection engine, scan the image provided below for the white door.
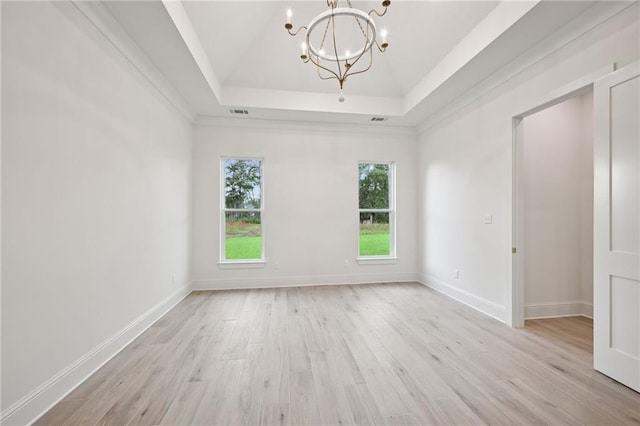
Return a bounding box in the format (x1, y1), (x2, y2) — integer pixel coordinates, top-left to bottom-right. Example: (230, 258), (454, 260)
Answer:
(593, 61), (640, 392)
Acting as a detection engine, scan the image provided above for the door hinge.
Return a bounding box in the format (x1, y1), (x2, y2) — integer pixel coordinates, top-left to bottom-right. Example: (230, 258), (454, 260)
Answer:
(512, 247), (517, 254)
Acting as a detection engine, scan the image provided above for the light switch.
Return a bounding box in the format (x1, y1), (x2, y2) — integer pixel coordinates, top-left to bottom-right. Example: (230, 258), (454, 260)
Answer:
(483, 214), (493, 224)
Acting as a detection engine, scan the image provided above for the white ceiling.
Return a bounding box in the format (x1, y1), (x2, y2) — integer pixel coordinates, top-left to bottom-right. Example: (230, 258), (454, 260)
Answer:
(99, 0), (622, 126)
(180, 1), (500, 97)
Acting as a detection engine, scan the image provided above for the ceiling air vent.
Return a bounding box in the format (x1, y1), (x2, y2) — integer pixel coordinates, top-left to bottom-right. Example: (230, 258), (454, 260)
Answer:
(229, 109), (249, 115)
(370, 117), (386, 122)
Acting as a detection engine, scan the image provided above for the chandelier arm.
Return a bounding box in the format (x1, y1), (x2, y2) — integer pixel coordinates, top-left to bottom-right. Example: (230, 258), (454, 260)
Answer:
(345, 62), (373, 81)
(308, 54), (342, 82)
(374, 39), (387, 53)
(343, 59), (373, 83)
(342, 25), (370, 72)
(368, 7), (388, 18)
(344, 17), (378, 72)
(343, 43), (373, 81)
(337, 9), (373, 86)
(316, 64), (339, 82)
(344, 0), (370, 73)
(286, 25), (308, 37)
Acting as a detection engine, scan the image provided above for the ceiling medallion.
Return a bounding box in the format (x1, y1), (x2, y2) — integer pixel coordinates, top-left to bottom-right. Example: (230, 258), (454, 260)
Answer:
(285, 0), (391, 102)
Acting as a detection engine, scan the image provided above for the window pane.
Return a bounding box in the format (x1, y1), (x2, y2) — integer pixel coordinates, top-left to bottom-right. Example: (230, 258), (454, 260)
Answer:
(225, 211), (262, 260)
(359, 212), (390, 256)
(224, 159), (262, 209)
(359, 163), (389, 209)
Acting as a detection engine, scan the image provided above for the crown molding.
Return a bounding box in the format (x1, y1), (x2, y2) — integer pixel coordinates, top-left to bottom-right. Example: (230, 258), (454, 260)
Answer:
(194, 116), (418, 138)
(221, 86), (404, 117)
(66, 1), (196, 123)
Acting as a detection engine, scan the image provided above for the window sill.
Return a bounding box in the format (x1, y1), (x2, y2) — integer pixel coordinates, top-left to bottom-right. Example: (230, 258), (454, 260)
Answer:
(218, 260), (266, 269)
(356, 257), (398, 265)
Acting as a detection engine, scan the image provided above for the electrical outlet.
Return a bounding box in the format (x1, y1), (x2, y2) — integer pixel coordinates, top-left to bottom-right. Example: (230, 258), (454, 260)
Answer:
(454, 270), (460, 279)
(484, 214), (493, 224)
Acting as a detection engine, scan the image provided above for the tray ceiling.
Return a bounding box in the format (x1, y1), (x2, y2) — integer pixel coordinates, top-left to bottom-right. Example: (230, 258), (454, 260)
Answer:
(98, 1), (620, 126)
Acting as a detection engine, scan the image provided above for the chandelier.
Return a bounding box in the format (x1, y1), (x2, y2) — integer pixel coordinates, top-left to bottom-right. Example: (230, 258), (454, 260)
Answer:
(285, 0), (391, 102)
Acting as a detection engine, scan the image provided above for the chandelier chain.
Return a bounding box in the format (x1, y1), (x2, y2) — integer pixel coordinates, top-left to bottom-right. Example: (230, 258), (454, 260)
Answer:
(318, 14), (331, 51)
(346, 0), (369, 40)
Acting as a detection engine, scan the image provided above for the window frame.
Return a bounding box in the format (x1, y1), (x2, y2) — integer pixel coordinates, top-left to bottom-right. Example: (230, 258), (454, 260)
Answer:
(219, 156), (265, 266)
(357, 161), (397, 262)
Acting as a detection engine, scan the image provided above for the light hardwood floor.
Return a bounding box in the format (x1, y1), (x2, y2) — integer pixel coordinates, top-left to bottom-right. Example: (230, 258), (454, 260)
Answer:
(36, 282), (639, 425)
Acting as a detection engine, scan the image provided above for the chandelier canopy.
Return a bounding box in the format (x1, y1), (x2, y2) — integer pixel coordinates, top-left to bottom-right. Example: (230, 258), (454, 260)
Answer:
(285, 0), (391, 102)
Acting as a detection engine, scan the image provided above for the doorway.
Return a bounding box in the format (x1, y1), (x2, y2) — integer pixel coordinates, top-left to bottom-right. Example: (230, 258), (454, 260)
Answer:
(519, 92), (594, 325)
(511, 63), (640, 392)
(509, 65), (613, 328)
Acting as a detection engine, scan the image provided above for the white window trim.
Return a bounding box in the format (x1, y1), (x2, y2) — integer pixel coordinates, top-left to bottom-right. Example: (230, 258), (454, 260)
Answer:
(217, 260), (266, 269)
(220, 156), (265, 265)
(357, 161), (397, 260)
(356, 256), (398, 265)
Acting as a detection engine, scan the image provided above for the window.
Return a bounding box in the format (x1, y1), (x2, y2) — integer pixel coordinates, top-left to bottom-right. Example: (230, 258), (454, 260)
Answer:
(358, 162), (395, 258)
(221, 158), (263, 262)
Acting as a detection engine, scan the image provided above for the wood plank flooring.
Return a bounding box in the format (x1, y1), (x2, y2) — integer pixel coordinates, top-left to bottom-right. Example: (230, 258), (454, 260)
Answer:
(36, 282), (640, 425)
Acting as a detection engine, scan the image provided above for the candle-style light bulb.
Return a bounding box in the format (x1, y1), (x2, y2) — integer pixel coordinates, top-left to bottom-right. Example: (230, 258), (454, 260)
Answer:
(300, 42), (308, 60)
(380, 29), (388, 48)
(285, 8), (293, 30)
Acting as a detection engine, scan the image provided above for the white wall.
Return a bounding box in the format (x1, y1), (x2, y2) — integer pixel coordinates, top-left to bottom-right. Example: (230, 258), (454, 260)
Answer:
(522, 92), (593, 319)
(192, 120), (417, 289)
(1, 2), (192, 423)
(417, 4), (639, 322)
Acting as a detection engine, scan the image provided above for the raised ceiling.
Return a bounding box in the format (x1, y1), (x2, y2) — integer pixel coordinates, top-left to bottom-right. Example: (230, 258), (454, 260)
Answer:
(182, 1), (500, 98)
(97, 1), (624, 126)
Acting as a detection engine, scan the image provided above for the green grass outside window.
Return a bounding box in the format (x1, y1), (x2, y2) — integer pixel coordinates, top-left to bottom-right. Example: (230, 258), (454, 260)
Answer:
(224, 222), (391, 259)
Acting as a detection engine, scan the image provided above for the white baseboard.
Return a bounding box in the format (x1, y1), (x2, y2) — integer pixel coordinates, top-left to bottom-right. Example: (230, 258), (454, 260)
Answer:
(417, 274), (506, 323)
(1, 285), (191, 426)
(192, 272), (419, 290)
(525, 300), (593, 319)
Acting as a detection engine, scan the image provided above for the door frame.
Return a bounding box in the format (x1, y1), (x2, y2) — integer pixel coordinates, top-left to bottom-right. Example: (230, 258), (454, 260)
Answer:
(508, 64), (614, 328)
